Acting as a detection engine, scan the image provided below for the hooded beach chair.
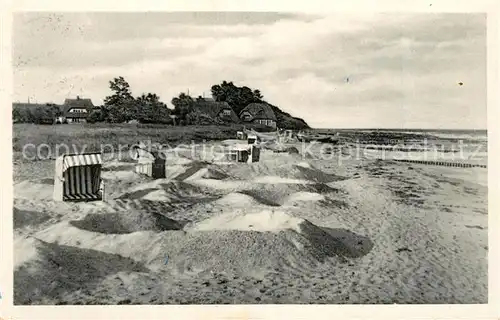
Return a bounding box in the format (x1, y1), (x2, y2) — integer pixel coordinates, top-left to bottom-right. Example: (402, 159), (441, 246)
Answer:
(249, 144), (260, 163)
(228, 145), (250, 163)
(133, 142), (166, 179)
(227, 143), (260, 163)
(236, 131), (247, 140)
(245, 135), (261, 163)
(53, 152), (104, 202)
(247, 134), (259, 145)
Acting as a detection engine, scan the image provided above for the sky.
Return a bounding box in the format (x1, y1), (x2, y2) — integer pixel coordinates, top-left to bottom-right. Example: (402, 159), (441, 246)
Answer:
(12, 12), (487, 129)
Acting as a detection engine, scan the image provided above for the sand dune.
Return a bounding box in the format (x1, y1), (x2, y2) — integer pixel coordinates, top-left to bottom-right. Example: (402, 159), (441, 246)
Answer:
(14, 237), (148, 305)
(69, 210), (187, 234)
(14, 181), (54, 201)
(192, 209), (305, 233)
(14, 207), (52, 229)
(213, 156), (347, 183)
(33, 210), (352, 276)
(283, 191), (325, 204)
(214, 192), (263, 207)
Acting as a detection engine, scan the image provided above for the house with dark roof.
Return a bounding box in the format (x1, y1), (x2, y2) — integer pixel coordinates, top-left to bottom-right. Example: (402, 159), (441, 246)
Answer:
(239, 103), (277, 128)
(63, 96), (94, 123)
(193, 99), (240, 123)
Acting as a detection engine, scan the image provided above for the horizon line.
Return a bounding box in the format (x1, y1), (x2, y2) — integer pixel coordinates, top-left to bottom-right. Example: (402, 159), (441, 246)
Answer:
(312, 127), (488, 131)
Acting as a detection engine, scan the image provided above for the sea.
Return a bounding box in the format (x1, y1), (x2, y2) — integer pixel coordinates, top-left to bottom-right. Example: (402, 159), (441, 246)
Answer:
(317, 128), (488, 165)
(353, 128), (487, 142)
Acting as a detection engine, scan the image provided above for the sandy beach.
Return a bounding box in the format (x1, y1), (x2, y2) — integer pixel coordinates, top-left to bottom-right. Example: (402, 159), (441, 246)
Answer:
(13, 140), (488, 305)
(8, 10), (493, 315)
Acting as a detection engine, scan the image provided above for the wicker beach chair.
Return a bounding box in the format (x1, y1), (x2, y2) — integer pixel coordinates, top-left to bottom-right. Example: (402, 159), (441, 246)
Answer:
(133, 142), (167, 179)
(53, 152), (104, 202)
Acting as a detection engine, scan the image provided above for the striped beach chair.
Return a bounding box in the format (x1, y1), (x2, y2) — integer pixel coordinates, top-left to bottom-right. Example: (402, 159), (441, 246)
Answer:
(53, 152), (104, 202)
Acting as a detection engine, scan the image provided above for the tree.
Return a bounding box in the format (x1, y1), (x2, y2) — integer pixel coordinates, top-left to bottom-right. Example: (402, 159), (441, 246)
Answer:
(208, 80), (310, 129)
(25, 108), (35, 123)
(12, 108), (22, 123)
(253, 89), (263, 100)
(210, 81), (237, 103)
(210, 84), (224, 101)
(101, 76), (171, 124)
(104, 77), (136, 123)
(104, 76), (134, 105)
(45, 104), (62, 118)
(31, 106), (54, 124)
(171, 92), (194, 121)
(136, 93), (171, 123)
(210, 81), (262, 115)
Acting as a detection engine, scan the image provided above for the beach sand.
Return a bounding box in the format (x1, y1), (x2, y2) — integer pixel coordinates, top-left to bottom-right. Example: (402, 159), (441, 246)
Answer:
(12, 142), (487, 305)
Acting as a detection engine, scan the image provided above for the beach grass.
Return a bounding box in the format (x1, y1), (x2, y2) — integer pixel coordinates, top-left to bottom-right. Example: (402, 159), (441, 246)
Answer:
(13, 123), (243, 161)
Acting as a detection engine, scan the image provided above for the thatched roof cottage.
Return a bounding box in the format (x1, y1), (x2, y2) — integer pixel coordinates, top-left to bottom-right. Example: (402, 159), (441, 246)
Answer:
(239, 103), (277, 128)
(193, 99), (240, 123)
(63, 96), (94, 123)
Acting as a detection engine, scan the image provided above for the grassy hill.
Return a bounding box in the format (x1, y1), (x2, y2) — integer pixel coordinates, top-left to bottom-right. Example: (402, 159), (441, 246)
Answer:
(268, 104), (310, 130)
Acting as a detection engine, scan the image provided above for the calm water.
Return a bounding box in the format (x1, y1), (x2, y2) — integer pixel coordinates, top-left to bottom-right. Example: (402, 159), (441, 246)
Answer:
(318, 128), (488, 164)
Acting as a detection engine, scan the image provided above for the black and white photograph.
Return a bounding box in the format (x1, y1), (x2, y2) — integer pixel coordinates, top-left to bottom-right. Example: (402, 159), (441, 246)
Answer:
(5, 7), (497, 314)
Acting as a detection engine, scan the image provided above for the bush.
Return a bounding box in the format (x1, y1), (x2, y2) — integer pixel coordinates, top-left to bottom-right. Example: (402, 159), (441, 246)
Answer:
(13, 106), (57, 124)
(278, 117), (309, 130)
(186, 112), (215, 125)
(87, 111), (101, 123)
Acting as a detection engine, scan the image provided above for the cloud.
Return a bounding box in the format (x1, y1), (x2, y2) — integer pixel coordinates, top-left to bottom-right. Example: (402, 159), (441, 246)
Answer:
(12, 12), (487, 129)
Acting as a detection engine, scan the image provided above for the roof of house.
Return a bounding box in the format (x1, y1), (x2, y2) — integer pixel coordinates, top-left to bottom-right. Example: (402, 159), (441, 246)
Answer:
(64, 97), (94, 108)
(199, 97), (215, 102)
(240, 103), (277, 121)
(194, 101), (239, 122)
(62, 97), (94, 118)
